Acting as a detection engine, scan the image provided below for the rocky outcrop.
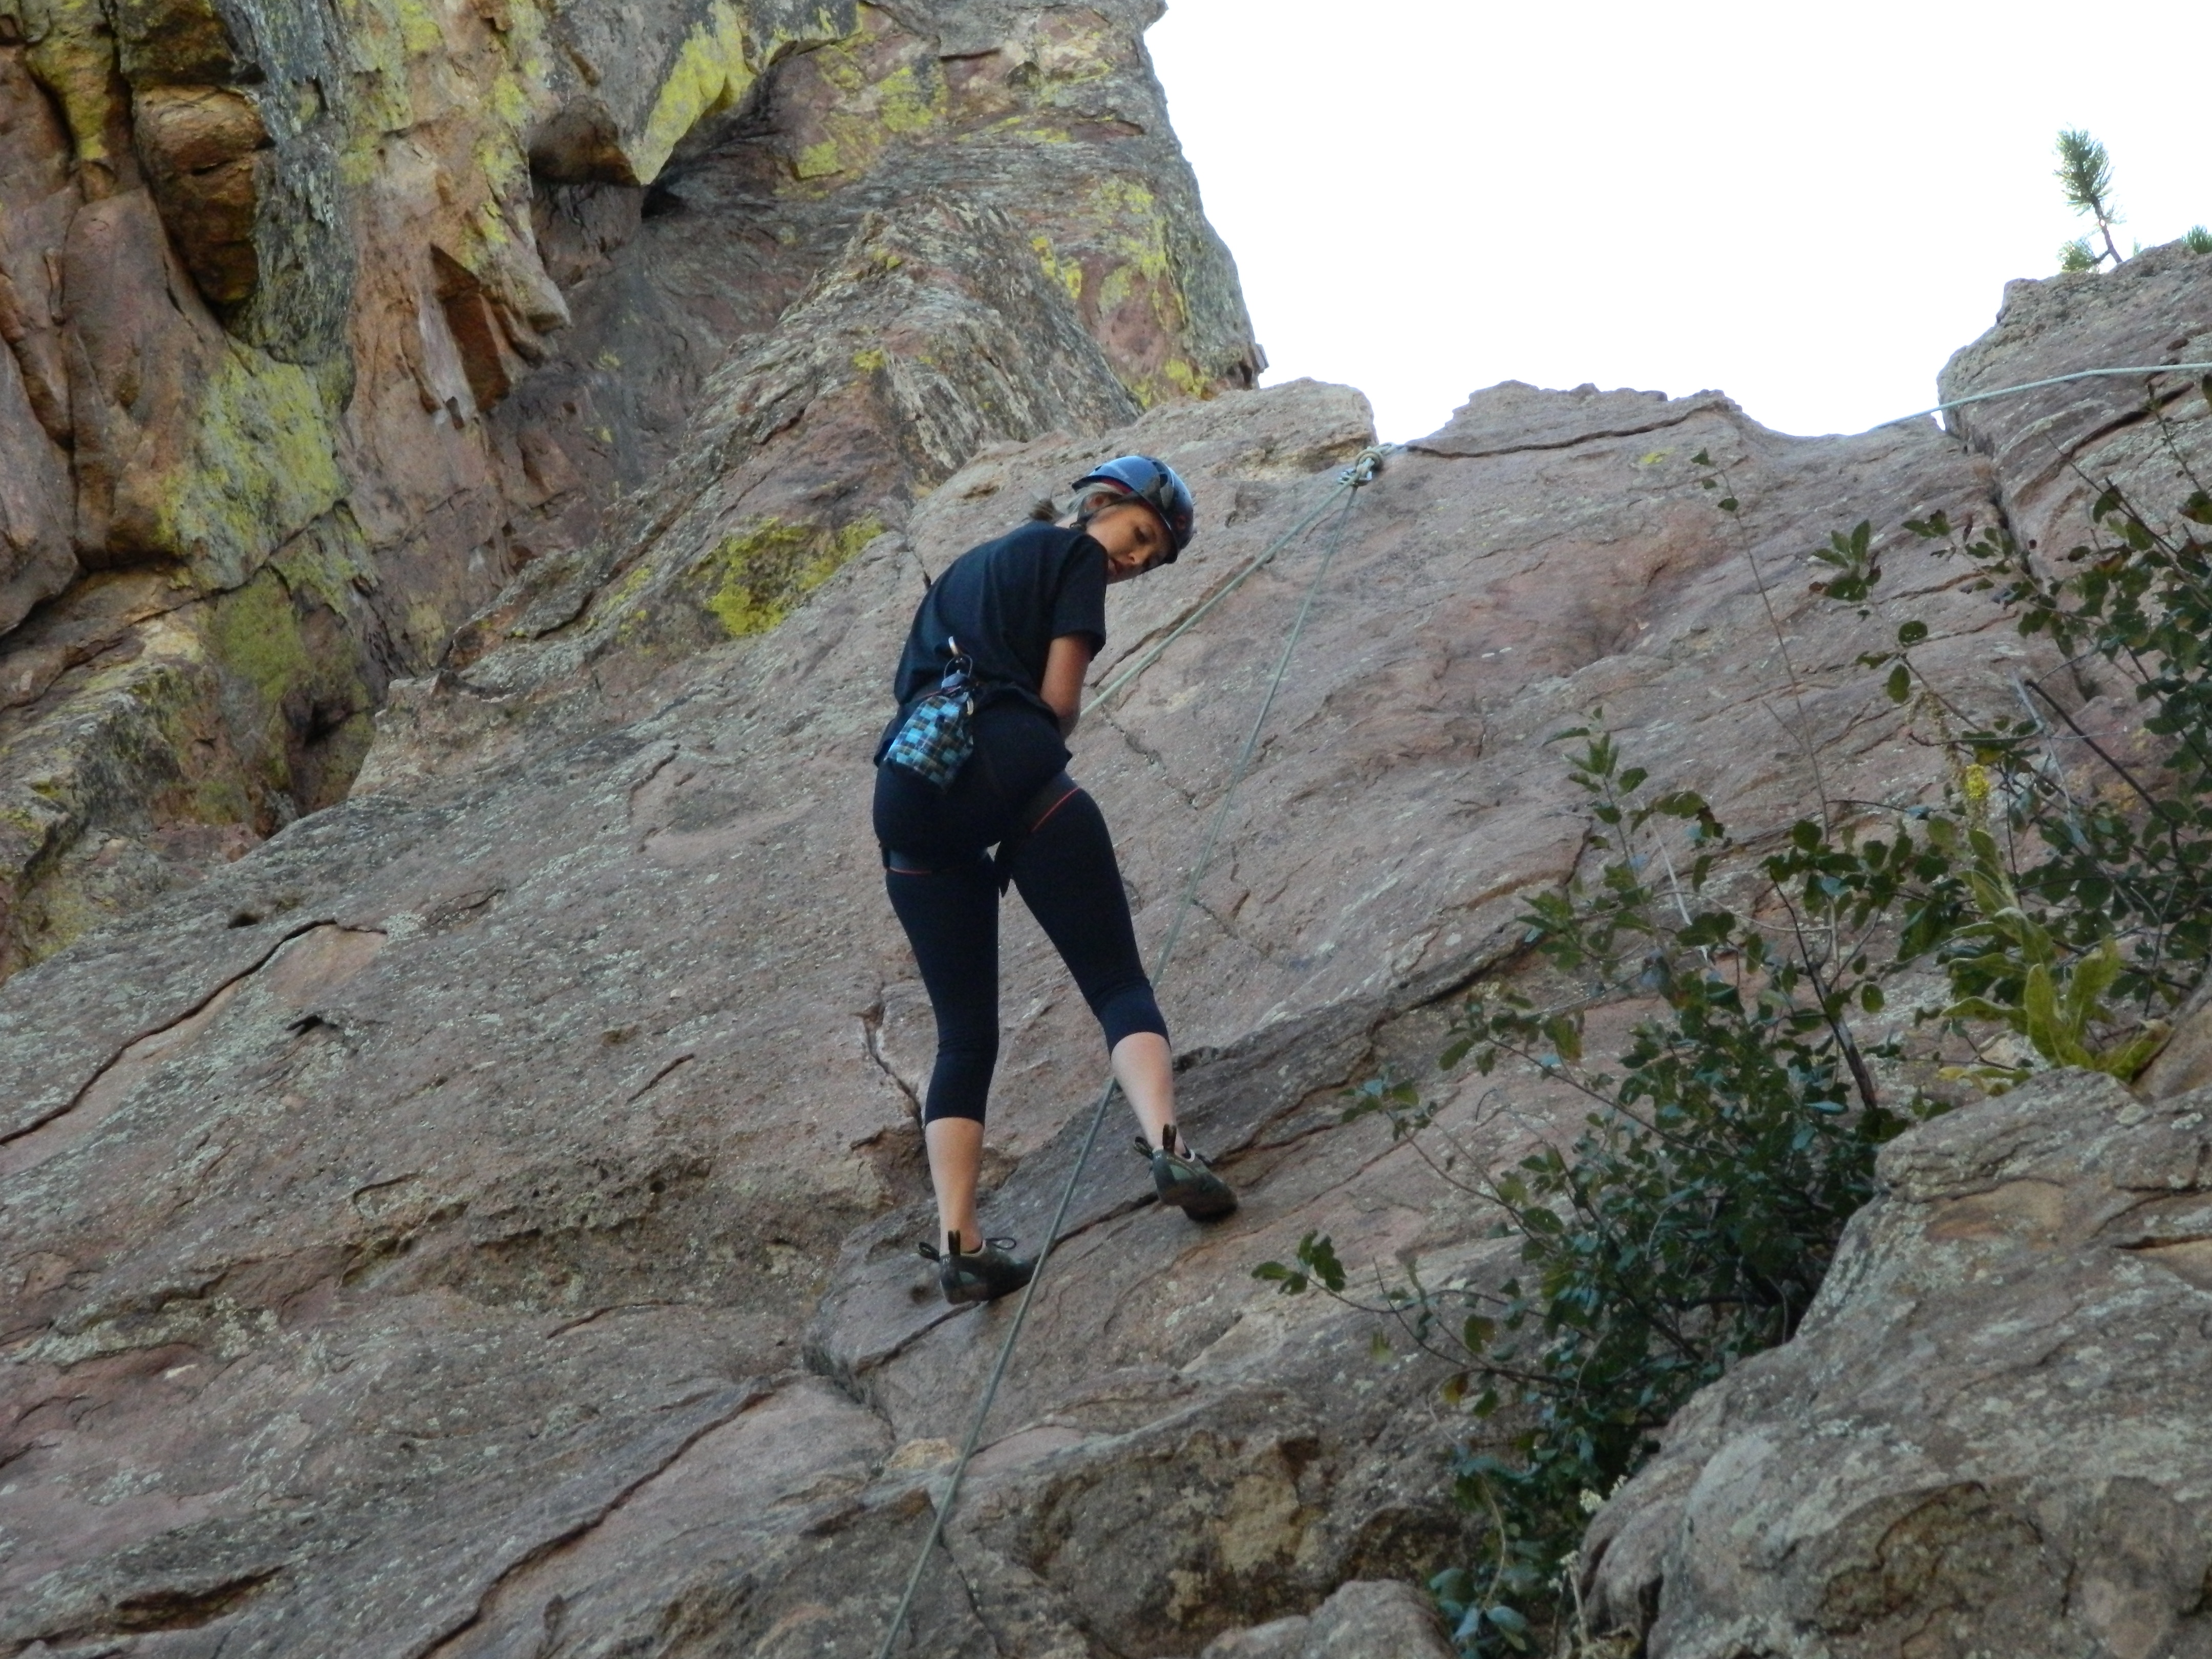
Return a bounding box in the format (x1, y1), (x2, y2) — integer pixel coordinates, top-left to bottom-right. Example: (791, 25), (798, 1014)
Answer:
(5, 12), (2212, 1650)
(1573, 246), (2212, 1657)
(0, 0), (1257, 979)
(0, 305), (2124, 1649)
(1586, 1068), (2212, 1659)
(1941, 238), (2212, 560)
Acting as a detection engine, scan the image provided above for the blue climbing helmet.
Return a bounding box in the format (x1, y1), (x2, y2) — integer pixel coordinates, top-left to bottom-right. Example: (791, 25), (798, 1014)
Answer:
(1071, 454), (1196, 561)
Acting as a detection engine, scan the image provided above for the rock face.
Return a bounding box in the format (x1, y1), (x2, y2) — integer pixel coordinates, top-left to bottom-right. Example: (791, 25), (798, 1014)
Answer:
(0, 0), (1257, 979)
(14, 238), (2206, 1645)
(1575, 248), (2212, 1656)
(5, 16), (2212, 1654)
(1587, 1069), (2212, 1659)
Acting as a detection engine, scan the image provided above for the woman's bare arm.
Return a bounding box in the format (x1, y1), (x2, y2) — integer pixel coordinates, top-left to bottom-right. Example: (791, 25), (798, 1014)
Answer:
(1041, 634), (1096, 737)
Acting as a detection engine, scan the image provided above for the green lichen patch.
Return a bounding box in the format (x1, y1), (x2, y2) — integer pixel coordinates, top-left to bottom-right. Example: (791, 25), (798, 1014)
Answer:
(202, 570), (313, 783)
(200, 550), (381, 819)
(161, 345), (346, 591)
(691, 514), (885, 639)
(22, 0), (124, 174)
(782, 24), (946, 184)
(634, 2), (756, 185)
(1031, 233), (1083, 304)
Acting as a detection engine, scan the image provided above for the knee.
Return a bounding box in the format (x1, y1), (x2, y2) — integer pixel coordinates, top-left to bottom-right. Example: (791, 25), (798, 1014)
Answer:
(1097, 983), (1168, 1051)
(923, 1096), (989, 1126)
(937, 1023), (1000, 1064)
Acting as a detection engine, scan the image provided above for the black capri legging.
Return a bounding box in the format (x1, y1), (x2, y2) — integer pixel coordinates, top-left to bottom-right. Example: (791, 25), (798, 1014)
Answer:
(874, 704), (1168, 1124)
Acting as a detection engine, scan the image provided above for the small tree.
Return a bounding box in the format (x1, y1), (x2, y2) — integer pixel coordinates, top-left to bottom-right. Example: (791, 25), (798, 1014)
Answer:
(2056, 129), (2125, 272)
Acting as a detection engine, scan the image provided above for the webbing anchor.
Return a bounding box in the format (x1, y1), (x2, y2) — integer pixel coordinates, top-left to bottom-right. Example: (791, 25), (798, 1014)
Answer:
(1340, 444), (1390, 488)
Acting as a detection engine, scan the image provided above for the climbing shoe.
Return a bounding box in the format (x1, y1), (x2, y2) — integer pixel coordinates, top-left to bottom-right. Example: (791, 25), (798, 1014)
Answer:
(1138, 1124), (1238, 1221)
(919, 1231), (1034, 1306)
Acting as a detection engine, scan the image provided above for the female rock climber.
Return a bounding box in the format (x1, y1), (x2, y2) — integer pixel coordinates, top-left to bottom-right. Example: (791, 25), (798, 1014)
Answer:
(875, 454), (1237, 1307)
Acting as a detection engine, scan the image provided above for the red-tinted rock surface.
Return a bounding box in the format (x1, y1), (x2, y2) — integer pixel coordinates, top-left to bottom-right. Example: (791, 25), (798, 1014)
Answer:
(0, 0), (1256, 978)
(0, 324), (2108, 1650)
(5, 8), (2212, 1651)
(1580, 246), (2212, 1657)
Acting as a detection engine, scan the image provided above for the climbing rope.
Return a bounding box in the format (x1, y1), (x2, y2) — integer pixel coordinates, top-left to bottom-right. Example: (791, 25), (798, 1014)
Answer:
(867, 351), (2212, 1654)
(871, 446), (1387, 1659)
(1881, 360), (2212, 427)
(1084, 469), (1377, 716)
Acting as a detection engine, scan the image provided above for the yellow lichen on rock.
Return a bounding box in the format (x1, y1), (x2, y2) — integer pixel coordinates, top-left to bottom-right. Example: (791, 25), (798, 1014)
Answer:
(634, 2), (758, 186)
(697, 515), (884, 638)
(392, 0), (448, 56)
(202, 570), (314, 766)
(1031, 233), (1084, 304)
(20, 0), (122, 178)
(160, 347), (346, 591)
(781, 23), (946, 184)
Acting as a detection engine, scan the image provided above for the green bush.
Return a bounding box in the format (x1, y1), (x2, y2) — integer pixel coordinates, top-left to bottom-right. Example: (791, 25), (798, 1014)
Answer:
(1260, 430), (2212, 1655)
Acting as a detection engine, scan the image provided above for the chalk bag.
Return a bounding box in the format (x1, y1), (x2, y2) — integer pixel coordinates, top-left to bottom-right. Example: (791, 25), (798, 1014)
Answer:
(884, 638), (977, 791)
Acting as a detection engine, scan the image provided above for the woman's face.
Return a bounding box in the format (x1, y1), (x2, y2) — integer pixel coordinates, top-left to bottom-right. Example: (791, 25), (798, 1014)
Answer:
(1087, 501), (1173, 583)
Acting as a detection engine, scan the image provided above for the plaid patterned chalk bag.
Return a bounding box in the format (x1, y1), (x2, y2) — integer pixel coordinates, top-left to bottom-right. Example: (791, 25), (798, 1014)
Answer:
(884, 638), (977, 791)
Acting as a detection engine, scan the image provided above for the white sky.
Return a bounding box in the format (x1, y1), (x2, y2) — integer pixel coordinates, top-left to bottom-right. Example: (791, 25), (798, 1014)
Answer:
(1147, 0), (2212, 442)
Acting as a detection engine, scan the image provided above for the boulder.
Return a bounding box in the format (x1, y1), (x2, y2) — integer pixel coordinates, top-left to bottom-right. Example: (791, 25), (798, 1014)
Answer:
(0, 360), (2041, 1653)
(1585, 1069), (2212, 1659)
(1199, 1580), (1457, 1657)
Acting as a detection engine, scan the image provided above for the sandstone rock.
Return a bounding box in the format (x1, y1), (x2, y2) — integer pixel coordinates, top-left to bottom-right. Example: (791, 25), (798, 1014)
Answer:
(1199, 1579), (1456, 1658)
(442, 193), (1145, 729)
(0, 280), (70, 635)
(0, 367), (2045, 1654)
(1412, 380), (1732, 460)
(485, 0), (1261, 588)
(2141, 980), (2212, 1101)
(0, 41), (78, 446)
(2, 10), (2206, 1657)
(131, 82), (266, 307)
(1940, 238), (2212, 560)
(1585, 1069), (2212, 1659)
(0, 0), (1257, 975)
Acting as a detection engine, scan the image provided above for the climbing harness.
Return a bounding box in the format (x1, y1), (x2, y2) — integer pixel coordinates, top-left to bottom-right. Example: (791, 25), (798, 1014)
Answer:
(870, 351), (2212, 1655)
(870, 444), (1387, 1659)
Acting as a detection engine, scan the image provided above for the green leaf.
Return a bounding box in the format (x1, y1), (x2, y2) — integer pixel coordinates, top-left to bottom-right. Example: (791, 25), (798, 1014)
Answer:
(1486, 1604), (1532, 1637)
(1678, 910), (1737, 948)
(1297, 1232), (1348, 1294)
(1897, 619), (1929, 647)
(1886, 663), (1912, 704)
(1544, 1014), (1585, 1066)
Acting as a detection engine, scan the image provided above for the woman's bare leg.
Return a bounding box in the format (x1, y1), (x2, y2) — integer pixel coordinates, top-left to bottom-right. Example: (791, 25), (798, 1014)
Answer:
(1113, 1031), (1177, 1148)
(925, 1117), (985, 1253)
(930, 1037), (1174, 1253)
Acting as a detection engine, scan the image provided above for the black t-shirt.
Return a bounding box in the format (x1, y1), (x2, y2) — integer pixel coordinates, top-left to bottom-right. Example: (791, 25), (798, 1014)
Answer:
(881, 522), (1108, 750)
